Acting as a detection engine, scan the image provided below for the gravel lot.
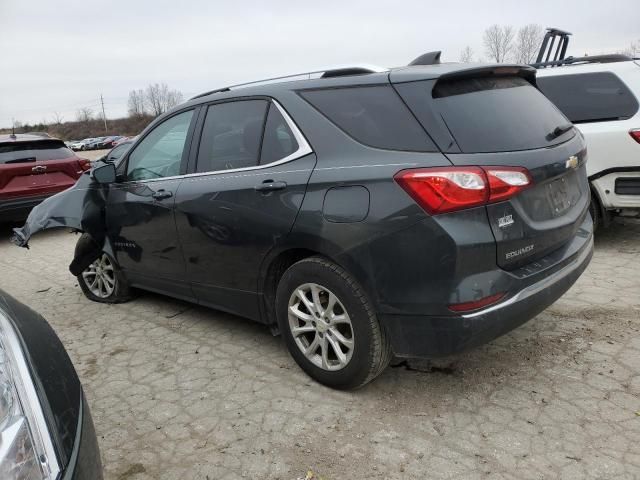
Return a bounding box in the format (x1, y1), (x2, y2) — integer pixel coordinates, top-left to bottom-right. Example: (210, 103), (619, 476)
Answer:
(0, 218), (639, 479)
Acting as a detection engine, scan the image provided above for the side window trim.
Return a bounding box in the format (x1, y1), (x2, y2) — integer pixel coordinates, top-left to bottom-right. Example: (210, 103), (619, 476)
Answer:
(117, 106), (201, 184)
(186, 98), (313, 177)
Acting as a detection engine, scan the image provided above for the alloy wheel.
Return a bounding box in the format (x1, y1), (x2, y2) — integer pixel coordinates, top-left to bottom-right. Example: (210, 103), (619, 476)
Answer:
(82, 254), (116, 298)
(288, 283), (355, 371)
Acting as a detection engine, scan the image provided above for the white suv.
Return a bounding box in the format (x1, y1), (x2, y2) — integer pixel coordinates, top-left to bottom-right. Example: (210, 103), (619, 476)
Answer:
(536, 58), (640, 229)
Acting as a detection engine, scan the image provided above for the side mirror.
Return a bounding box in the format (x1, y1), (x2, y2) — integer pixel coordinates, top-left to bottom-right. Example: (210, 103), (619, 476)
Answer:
(91, 163), (116, 184)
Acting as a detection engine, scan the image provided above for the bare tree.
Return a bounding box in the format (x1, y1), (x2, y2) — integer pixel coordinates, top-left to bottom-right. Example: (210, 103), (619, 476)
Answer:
(514, 24), (544, 63)
(620, 39), (640, 57)
(144, 83), (184, 116)
(76, 107), (93, 123)
(483, 24), (515, 63)
(459, 46), (474, 63)
(127, 89), (146, 117)
(166, 89), (183, 110)
(52, 111), (64, 125)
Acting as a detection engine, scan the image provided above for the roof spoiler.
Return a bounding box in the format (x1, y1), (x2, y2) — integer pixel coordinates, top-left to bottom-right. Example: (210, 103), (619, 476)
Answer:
(436, 65), (537, 84)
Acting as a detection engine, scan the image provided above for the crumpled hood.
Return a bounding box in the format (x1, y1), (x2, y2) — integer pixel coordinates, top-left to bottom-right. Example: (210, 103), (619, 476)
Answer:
(11, 172), (107, 249)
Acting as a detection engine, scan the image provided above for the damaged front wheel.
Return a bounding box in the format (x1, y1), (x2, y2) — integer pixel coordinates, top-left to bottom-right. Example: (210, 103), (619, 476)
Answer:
(77, 243), (132, 303)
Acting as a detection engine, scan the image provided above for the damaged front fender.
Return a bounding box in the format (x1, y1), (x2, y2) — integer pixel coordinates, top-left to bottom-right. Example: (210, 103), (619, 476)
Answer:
(11, 171), (109, 275)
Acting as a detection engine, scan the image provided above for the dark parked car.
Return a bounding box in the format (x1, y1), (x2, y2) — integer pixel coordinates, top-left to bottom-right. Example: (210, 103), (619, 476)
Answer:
(0, 289), (102, 478)
(0, 134), (92, 222)
(95, 136), (123, 150)
(13, 62), (593, 389)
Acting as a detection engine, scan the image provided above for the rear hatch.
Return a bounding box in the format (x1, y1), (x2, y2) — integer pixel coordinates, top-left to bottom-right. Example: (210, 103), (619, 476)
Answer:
(0, 139), (89, 199)
(393, 66), (590, 269)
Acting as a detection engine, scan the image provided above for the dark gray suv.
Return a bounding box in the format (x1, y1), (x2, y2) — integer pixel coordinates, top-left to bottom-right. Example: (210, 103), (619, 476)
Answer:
(14, 63), (593, 389)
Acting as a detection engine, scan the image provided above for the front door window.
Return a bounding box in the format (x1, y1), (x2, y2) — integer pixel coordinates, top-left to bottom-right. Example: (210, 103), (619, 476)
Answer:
(126, 110), (194, 181)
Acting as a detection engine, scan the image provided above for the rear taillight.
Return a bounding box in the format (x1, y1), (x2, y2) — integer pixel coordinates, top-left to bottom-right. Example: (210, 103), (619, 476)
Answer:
(630, 129), (640, 144)
(484, 167), (532, 203)
(394, 166), (532, 215)
(78, 158), (92, 171)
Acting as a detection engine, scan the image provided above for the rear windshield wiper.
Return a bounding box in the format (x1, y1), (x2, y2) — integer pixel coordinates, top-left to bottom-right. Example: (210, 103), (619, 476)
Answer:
(546, 123), (574, 141)
(4, 157), (37, 164)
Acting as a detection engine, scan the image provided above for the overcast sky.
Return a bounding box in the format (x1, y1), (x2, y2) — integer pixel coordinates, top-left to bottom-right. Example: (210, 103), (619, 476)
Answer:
(1, 0), (638, 128)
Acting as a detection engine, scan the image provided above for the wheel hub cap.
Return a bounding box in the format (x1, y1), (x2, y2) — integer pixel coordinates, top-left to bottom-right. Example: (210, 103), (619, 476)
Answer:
(82, 254), (116, 298)
(288, 283), (354, 371)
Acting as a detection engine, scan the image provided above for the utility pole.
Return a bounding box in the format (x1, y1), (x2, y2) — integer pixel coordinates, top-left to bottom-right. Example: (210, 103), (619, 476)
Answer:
(100, 93), (108, 133)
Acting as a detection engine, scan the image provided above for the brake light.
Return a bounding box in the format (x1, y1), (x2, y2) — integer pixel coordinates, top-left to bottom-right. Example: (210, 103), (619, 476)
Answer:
(78, 158), (92, 171)
(630, 129), (640, 144)
(394, 166), (532, 214)
(448, 292), (506, 312)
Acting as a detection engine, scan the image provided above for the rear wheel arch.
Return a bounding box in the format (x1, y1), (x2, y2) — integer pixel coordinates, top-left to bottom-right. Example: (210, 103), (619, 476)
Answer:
(260, 248), (329, 327)
(260, 245), (378, 327)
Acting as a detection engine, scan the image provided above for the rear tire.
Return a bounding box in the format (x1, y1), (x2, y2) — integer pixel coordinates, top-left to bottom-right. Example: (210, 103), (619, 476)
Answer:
(77, 251), (132, 304)
(276, 256), (391, 390)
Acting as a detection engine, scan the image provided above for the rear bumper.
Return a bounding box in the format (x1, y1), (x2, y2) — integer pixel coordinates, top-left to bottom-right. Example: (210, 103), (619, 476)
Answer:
(592, 171), (640, 210)
(0, 194), (53, 221)
(382, 233), (594, 358)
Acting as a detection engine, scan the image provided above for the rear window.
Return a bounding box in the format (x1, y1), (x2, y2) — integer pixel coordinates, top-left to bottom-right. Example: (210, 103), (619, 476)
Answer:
(299, 85), (436, 151)
(428, 76), (573, 153)
(0, 140), (75, 164)
(537, 72), (639, 123)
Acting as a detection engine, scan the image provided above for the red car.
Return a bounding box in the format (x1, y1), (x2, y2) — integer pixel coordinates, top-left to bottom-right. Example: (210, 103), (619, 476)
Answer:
(0, 134), (91, 222)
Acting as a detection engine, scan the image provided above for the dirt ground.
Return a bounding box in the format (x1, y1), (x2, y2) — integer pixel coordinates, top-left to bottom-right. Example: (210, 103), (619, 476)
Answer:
(0, 218), (638, 479)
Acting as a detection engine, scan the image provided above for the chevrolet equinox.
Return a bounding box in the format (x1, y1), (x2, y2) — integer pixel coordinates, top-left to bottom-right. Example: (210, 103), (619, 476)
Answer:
(13, 62), (594, 389)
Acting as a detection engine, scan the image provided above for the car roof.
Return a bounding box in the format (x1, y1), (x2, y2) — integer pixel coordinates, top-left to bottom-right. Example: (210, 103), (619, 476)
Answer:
(184, 62), (536, 107)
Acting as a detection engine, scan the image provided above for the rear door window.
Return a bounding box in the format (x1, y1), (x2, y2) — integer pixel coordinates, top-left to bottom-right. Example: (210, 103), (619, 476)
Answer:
(196, 100), (269, 173)
(0, 140), (75, 164)
(299, 85), (436, 151)
(260, 103), (299, 164)
(537, 72), (639, 123)
(425, 76), (574, 153)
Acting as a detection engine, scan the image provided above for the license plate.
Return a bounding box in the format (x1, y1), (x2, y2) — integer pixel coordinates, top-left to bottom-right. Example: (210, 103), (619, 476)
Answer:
(546, 177), (570, 216)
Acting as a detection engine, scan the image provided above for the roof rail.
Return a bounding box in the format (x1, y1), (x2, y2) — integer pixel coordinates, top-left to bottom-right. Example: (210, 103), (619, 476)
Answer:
(191, 64), (388, 100)
(408, 51), (441, 66)
(531, 53), (634, 69)
(531, 27), (635, 69)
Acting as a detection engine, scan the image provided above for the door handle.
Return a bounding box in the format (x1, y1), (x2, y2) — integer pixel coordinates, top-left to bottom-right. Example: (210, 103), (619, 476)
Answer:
(152, 189), (173, 201)
(255, 180), (287, 192)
